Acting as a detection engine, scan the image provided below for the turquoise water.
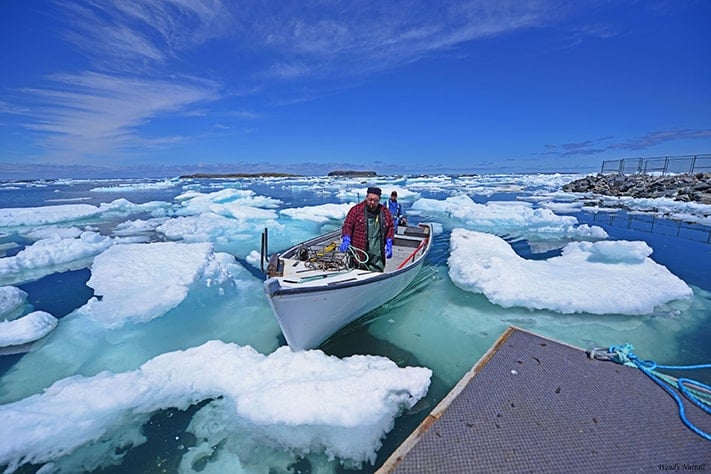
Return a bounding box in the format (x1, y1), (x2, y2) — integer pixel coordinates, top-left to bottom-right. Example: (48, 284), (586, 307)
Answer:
(1, 175), (709, 473)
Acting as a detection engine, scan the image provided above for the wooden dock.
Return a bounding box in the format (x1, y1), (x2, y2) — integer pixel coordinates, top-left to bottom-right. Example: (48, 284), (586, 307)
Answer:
(378, 327), (711, 473)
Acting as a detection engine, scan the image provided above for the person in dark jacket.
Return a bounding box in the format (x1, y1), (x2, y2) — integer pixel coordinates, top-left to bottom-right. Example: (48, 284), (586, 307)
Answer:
(339, 186), (394, 272)
(387, 190), (407, 230)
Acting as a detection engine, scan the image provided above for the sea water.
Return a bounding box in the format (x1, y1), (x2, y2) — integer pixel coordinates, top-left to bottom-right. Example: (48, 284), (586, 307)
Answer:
(1, 174), (709, 473)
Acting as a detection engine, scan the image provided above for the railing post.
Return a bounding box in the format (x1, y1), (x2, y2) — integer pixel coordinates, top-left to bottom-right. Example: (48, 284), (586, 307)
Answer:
(603, 153), (710, 176)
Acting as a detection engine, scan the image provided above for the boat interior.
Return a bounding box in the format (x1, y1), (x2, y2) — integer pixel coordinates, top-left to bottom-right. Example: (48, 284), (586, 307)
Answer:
(265, 224), (431, 284)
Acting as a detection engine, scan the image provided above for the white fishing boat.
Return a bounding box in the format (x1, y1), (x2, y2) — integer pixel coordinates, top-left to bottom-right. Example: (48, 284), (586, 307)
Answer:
(262, 223), (433, 351)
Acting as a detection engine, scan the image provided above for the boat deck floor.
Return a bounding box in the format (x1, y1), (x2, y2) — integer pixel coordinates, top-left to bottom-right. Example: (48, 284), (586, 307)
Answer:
(378, 326), (711, 473)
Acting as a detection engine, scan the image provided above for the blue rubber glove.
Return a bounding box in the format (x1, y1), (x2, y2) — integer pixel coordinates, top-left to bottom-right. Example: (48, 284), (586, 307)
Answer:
(385, 238), (393, 258)
(339, 236), (351, 252)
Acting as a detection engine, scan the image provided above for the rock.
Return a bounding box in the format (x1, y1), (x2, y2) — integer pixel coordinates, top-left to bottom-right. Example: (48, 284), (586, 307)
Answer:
(563, 172), (711, 205)
(179, 172), (300, 178)
(327, 170), (377, 177)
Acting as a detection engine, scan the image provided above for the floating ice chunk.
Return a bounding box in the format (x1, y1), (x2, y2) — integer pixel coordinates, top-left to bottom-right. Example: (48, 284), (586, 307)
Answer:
(334, 185), (420, 203)
(566, 240), (652, 264)
(587, 195), (711, 224)
(211, 202), (278, 220)
(157, 213), (279, 243)
(0, 231), (113, 286)
(538, 201), (585, 214)
(78, 242), (224, 328)
(0, 286), (27, 320)
(245, 249), (262, 268)
(0, 341), (431, 472)
(23, 226), (83, 241)
(0, 204), (101, 228)
(176, 189), (282, 216)
(89, 179), (177, 192)
(0, 311), (58, 347)
(412, 194), (608, 240)
(448, 229), (692, 315)
(111, 218), (167, 237)
(0, 242), (21, 257)
(372, 186), (420, 202)
(97, 198), (171, 217)
(157, 213), (230, 242)
(280, 203), (352, 223)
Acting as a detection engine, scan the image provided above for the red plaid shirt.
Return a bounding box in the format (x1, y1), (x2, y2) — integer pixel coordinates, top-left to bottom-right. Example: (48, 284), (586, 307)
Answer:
(342, 200), (394, 255)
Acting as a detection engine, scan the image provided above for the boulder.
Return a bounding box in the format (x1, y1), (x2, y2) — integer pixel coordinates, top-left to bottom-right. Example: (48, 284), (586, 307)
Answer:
(563, 173), (711, 204)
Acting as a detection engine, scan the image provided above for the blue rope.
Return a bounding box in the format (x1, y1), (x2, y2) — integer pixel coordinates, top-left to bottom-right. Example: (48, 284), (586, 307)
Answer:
(607, 343), (711, 441)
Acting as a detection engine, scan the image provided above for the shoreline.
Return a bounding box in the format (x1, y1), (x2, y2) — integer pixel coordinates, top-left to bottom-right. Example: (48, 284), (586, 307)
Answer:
(563, 172), (711, 205)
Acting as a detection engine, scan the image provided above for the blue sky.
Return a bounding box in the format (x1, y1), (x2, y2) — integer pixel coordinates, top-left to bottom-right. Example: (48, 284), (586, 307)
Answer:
(1, 1), (710, 178)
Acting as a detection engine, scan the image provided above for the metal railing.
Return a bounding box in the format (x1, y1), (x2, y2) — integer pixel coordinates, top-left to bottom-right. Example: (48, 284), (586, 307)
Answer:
(600, 154), (711, 175)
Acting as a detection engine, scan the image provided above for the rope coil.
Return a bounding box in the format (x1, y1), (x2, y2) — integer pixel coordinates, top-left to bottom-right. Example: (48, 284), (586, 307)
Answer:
(588, 343), (711, 441)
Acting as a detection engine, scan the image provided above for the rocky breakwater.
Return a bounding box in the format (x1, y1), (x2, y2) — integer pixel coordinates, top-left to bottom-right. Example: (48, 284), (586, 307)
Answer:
(563, 173), (711, 205)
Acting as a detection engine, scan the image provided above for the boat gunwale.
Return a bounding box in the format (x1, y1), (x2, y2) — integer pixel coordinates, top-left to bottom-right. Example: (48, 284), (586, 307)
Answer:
(267, 224), (433, 297)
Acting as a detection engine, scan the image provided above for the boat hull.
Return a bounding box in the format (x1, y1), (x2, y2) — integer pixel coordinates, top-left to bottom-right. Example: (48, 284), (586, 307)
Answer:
(263, 224), (432, 351)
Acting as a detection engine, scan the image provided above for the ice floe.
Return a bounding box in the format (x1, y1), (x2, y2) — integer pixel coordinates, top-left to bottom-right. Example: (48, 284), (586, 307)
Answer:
(448, 229), (693, 314)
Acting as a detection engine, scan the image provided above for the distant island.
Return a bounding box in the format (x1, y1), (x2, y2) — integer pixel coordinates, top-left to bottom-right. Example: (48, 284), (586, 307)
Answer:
(179, 172), (301, 179)
(179, 170), (378, 179)
(327, 170), (377, 177)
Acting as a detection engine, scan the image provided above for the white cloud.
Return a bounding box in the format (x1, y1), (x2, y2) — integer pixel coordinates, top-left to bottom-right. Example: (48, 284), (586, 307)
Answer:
(61, 0), (235, 69)
(250, 1), (557, 79)
(21, 72), (221, 156)
(7, 0), (562, 165)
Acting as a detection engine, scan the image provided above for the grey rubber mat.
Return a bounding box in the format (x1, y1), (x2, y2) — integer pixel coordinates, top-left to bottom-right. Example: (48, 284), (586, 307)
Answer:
(380, 327), (711, 473)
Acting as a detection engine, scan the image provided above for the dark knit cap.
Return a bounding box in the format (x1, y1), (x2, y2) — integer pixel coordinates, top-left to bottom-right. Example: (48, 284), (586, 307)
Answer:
(366, 186), (382, 196)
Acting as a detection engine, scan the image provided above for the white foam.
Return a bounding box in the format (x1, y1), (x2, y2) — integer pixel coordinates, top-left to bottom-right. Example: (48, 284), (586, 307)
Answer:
(448, 229), (693, 314)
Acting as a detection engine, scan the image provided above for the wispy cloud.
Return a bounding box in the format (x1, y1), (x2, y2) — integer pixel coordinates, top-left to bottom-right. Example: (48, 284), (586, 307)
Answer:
(20, 72), (220, 158)
(60, 0), (235, 71)
(4, 0), (583, 165)
(54, 0), (560, 82)
(545, 129), (711, 158)
(249, 1), (559, 80)
(609, 129), (711, 150)
(2, 0), (234, 163)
